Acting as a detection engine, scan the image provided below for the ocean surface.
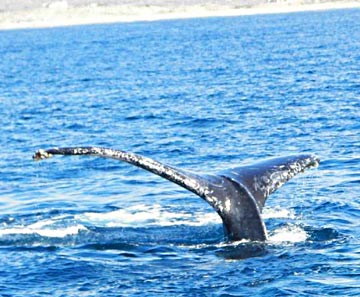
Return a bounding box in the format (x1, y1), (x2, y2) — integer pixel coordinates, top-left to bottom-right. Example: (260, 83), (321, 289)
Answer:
(1, 8), (360, 296)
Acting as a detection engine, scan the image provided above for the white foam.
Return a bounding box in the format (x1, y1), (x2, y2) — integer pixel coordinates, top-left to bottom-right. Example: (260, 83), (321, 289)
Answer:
(0, 216), (88, 238)
(75, 204), (221, 228)
(0, 205), (220, 239)
(268, 225), (308, 243)
(262, 207), (308, 243)
(0, 224), (87, 238)
(0, 205), (307, 242)
(262, 207), (296, 219)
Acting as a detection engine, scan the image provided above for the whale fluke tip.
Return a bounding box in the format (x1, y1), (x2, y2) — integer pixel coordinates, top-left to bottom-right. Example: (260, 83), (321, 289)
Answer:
(33, 149), (53, 160)
(312, 155), (320, 167)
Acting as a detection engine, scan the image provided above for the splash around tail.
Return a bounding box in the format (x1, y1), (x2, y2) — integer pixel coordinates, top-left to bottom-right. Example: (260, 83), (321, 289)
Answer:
(32, 146), (319, 242)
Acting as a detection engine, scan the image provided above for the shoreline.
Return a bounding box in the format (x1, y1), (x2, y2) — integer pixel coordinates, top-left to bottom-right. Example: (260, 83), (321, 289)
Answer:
(1, 1), (359, 30)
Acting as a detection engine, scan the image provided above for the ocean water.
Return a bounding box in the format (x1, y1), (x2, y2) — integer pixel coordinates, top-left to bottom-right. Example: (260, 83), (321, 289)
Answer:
(1, 8), (360, 296)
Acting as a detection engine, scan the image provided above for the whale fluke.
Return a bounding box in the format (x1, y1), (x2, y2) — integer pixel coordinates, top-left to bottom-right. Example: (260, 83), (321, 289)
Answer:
(33, 147), (319, 242)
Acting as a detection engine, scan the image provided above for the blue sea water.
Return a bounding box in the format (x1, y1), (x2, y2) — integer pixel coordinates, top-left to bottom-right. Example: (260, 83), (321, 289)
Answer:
(1, 8), (360, 296)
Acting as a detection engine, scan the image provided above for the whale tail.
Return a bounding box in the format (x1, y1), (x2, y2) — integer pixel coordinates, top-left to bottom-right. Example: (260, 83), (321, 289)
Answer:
(33, 147), (319, 242)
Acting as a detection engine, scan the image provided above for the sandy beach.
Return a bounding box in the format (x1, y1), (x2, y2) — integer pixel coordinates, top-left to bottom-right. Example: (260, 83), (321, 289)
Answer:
(0, 0), (359, 30)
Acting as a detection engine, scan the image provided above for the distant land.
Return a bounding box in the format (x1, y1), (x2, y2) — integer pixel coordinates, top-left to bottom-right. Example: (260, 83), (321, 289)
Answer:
(0, 0), (359, 29)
